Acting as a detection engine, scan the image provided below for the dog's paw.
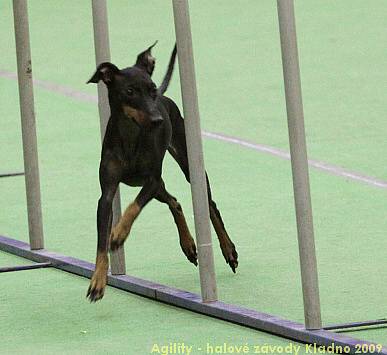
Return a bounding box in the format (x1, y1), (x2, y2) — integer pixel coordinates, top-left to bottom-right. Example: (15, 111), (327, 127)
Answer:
(86, 270), (107, 302)
(109, 224), (128, 251)
(228, 250), (239, 273)
(222, 242), (239, 273)
(181, 238), (198, 266)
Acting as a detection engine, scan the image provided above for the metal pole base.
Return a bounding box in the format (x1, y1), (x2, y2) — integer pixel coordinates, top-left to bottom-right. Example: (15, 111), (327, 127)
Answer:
(324, 319), (387, 331)
(0, 171), (25, 178)
(0, 262), (52, 273)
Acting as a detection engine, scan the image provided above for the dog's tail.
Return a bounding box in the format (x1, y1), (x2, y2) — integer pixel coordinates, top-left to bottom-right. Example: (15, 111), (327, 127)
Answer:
(158, 44), (177, 96)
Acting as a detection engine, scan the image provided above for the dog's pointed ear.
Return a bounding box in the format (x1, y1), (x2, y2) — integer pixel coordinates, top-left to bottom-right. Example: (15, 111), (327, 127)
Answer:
(135, 41), (157, 76)
(87, 62), (119, 84)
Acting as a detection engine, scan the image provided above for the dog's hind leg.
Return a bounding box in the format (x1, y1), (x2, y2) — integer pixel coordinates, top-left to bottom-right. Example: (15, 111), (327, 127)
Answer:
(168, 113), (238, 272)
(206, 181), (238, 272)
(155, 180), (197, 266)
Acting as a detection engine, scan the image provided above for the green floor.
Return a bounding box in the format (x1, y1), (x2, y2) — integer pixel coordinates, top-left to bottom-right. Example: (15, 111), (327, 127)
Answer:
(1, 253), (312, 355)
(1, 1), (386, 354)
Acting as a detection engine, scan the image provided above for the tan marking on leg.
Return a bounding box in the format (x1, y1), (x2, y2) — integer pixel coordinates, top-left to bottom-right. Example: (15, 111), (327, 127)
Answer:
(122, 105), (146, 125)
(210, 207), (228, 243)
(210, 206), (238, 271)
(110, 201), (141, 247)
(170, 201), (197, 264)
(169, 200), (190, 240)
(88, 252), (109, 301)
(175, 212), (192, 244)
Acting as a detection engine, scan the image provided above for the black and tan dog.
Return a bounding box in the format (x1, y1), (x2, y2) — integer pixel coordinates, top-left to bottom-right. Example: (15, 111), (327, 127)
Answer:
(86, 43), (238, 302)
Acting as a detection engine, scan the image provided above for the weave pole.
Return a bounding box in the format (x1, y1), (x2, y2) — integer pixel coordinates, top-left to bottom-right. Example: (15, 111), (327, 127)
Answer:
(172, 0), (218, 302)
(277, 0), (322, 329)
(91, 0), (125, 275)
(12, 0), (44, 250)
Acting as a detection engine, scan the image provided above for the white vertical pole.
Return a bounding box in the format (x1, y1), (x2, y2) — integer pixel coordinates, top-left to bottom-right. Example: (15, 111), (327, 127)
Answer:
(12, 0), (44, 250)
(172, 0), (218, 302)
(277, 0), (322, 329)
(91, 0), (125, 275)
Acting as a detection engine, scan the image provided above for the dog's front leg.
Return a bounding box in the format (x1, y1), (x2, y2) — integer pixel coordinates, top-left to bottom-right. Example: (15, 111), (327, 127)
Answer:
(87, 186), (117, 302)
(110, 177), (162, 251)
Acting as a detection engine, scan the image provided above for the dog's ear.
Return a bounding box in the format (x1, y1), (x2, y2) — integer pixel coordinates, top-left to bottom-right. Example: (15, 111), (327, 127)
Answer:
(135, 41), (157, 76)
(87, 62), (119, 84)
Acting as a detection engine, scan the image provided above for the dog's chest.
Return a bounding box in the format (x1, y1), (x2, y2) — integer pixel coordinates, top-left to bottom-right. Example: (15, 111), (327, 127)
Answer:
(119, 130), (160, 177)
(120, 148), (159, 187)
(112, 116), (170, 185)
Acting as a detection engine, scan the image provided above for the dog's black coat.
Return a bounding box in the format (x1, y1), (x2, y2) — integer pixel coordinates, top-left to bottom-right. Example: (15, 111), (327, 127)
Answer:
(86, 43), (238, 302)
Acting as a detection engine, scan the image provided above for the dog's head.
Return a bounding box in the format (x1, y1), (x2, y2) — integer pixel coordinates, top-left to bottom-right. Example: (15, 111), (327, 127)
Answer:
(87, 41), (163, 126)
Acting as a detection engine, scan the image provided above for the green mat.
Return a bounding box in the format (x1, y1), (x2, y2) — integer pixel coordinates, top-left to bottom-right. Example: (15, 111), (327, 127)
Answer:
(1, 0), (386, 352)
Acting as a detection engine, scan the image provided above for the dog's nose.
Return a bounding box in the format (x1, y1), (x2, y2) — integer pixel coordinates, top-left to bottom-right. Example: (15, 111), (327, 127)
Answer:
(150, 115), (163, 126)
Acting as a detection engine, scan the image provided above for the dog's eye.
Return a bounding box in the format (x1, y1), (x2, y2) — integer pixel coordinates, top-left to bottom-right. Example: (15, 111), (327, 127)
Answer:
(127, 88), (134, 96)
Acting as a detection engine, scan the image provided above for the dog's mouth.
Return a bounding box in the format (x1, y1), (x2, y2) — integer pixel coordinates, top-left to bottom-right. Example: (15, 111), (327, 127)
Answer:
(122, 105), (163, 127)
